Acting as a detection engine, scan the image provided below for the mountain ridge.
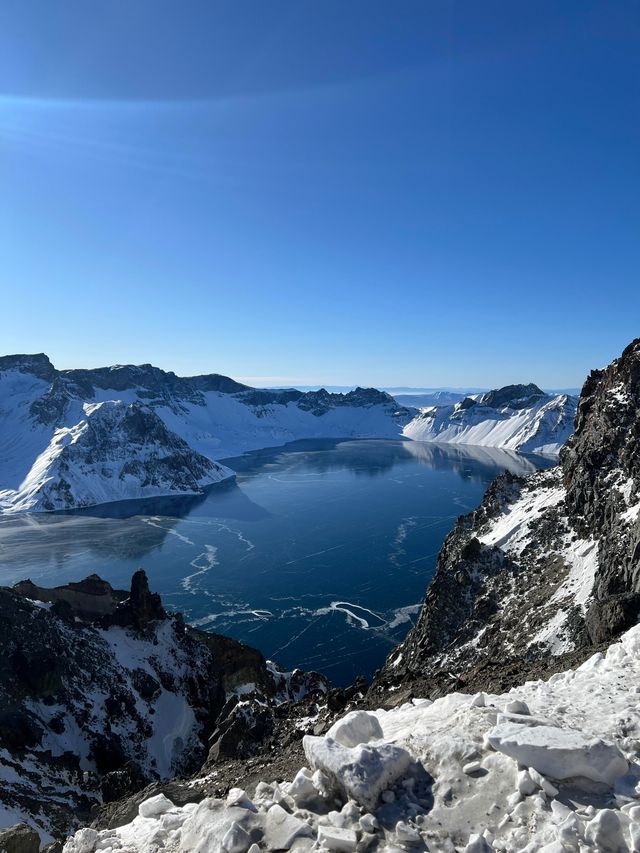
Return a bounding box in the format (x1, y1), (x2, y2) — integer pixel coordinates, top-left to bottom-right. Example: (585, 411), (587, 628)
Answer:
(0, 354), (576, 513)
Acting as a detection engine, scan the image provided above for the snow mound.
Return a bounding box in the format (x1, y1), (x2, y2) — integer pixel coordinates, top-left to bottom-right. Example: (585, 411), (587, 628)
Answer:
(325, 710), (384, 747)
(303, 736), (412, 811)
(63, 623), (640, 852)
(487, 722), (628, 785)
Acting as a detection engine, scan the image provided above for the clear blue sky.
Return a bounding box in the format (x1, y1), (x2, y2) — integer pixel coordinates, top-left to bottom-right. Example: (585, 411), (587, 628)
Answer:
(1, 1), (638, 388)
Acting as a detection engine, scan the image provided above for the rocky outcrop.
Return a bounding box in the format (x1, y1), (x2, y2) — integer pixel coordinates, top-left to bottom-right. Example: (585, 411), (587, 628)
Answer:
(0, 572), (330, 841)
(561, 338), (640, 616)
(371, 339), (640, 704)
(13, 576), (128, 620)
(296, 387), (402, 416)
(478, 383), (546, 409)
(0, 354), (56, 382)
(0, 823), (40, 853)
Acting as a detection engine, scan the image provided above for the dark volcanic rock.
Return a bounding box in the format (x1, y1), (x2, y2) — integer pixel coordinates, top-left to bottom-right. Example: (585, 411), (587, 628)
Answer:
(13, 575), (127, 620)
(584, 592), (640, 644)
(0, 353), (56, 382)
(111, 569), (165, 629)
(562, 337), (640, 598)
(479, 383), (545, 409)
(0, 571), (332, 840)
(0, 823), (40, 853)
(371, 339), (640, 703)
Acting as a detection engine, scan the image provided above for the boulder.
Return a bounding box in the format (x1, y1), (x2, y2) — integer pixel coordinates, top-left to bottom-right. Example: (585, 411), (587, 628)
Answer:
(0, 824), (40, 853)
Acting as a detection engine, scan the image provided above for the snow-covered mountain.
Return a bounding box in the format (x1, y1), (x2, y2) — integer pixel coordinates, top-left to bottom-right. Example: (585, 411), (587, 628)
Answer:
(0, 398), (233, 513)
(0, 355), (576, 513)
(403, 383), (577, 456)
(2, 341), (639, 851)
(0, 354), (411, 513)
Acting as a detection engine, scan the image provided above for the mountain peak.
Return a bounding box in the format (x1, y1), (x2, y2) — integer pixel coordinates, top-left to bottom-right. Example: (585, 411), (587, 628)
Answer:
(0, 352), (56, 381)
(479, 383), (546, 408)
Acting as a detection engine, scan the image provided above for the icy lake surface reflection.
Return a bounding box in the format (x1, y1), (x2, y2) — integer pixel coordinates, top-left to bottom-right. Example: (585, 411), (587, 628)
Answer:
(0, 440), (553, 685)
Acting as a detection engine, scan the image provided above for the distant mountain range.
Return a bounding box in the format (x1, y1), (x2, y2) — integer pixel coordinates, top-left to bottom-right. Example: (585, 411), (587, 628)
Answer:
(0, 354), (577, 512)
(281, 384), (581, 397)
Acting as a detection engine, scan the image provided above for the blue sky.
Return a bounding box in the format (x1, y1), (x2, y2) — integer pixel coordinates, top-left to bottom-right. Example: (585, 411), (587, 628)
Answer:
(1, 1), (638, 388)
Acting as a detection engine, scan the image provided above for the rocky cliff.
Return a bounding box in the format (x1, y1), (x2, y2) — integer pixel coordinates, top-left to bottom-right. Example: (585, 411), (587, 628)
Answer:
(0, 571), (329, 841)
(371, 338), (640, 704)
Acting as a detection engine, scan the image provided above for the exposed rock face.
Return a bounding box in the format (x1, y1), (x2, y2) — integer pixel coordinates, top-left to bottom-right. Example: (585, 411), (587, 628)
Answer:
(0, 572), (330, 840)
(0, 354), (56, 382)
(61, 364), (249, 402)
(0, 823), (40, 853)
(111, 569), (165, 629)
(478, 383), (546, 409)
(372, 339), (640, 703)
(13, 575), (128, 619)
(561, 339), (640, 606)
(296, 387), (399, 416)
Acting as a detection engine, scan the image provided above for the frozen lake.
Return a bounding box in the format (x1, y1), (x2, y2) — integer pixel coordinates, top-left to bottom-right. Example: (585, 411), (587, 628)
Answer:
(0, 439), (552, 685)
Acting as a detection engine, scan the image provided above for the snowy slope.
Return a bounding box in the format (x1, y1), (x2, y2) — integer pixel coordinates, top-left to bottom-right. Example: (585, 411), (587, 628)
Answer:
(0, 397), (233, 512)
(0, 571), (330, 840)
(64, 623), (640, 853)
(0, 590), (218, 840)
(0, 357), (576, 513)
(0, 358), (412, 513)
(404, 385), (577, 456)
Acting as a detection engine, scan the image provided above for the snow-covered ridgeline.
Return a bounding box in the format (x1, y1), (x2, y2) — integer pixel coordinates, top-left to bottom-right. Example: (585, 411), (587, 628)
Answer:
(0, 357), (577, 513)
(0, 399), (234, 513)
(0, 360), (409, 513)
(403, 393), (577, 457)
(64, 623), (640, 853)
